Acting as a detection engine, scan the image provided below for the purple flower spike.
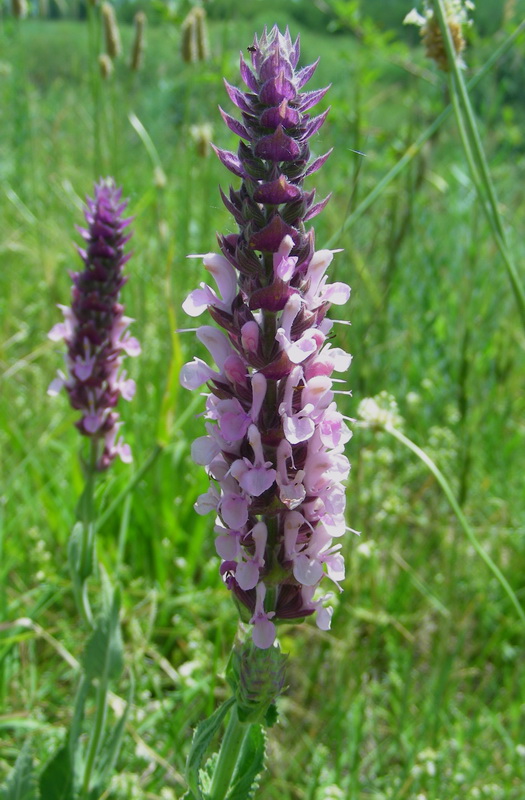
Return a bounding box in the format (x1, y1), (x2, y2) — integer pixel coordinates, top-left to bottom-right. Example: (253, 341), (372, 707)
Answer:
(181, 27), (353, 648)
(48, 178), (140, 471)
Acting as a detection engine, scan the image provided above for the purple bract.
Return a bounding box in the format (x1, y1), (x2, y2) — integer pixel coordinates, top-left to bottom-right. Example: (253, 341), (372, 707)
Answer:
(48, 178), (140, 470)
(181, 27), (353, 648)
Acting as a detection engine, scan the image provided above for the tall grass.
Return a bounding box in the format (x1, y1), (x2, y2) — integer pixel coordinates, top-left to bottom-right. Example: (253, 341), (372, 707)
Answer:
(1, 8), (524, 799)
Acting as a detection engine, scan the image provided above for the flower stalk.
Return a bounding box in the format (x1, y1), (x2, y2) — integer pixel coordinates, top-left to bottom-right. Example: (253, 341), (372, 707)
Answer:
(49, 178), (140, 620)
(181, 26), (352, 797)
(45, 179), (137, 797)
(429, 0), (525, 331)
(208, 707), (250, 800)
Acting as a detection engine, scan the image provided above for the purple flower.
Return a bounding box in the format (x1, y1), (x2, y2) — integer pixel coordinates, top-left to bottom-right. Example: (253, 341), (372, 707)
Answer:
(48, 178), (140, 470)
(181, 27), (353, 647)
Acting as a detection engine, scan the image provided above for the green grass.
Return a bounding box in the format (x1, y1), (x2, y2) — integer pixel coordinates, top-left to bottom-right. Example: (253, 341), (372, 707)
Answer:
(1, 6), (525, 800)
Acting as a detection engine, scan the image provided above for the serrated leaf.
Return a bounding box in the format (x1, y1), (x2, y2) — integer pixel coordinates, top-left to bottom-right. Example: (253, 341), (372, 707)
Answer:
(226, 724), (266, 800)
(0, 740), (38, 800)
(89, 670), (135, 797)
(82, 587), (123, 682)
(198, 752), (218, 797)
(38, 747), (73, 800)
(185, 697), (235, 800)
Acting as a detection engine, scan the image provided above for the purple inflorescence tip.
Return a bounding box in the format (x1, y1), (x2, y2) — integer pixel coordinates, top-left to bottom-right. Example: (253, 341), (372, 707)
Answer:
(181, 27), (353, 648)
(48, 178), (140, 470)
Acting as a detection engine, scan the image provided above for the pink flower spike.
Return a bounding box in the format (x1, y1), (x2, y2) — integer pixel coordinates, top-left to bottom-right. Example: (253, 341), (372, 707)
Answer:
(180, 29), (354, 642)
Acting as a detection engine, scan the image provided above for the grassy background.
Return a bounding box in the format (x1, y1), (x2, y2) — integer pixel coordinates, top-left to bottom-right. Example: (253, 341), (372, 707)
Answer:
(1, 2), (525, 798)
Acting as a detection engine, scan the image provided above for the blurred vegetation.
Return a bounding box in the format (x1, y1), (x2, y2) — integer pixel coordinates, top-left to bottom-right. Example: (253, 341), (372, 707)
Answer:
(1, 1), (525, 798)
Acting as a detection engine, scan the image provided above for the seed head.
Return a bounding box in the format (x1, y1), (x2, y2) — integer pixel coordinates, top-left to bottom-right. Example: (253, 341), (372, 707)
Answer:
(404, 1), (474, 70)
(190, 123), (213, 158)
(130, 11), (146, 72)
(101, 2), (121, 60)
(181, 7), (209, 63)
(98, 53), (114, 80)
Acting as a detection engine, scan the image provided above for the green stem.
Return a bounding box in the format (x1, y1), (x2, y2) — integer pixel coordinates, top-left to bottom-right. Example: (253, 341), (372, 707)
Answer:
(95, 443), (163, 533)
(432, 0), (525, 330)
(82, 674), (110, 798)
(75, 439), (100, 628)
(384, 424), (525, 629)
(209, 706), (250, 800)
(87, 1), (102, 177)
(326, 19), (525, 248)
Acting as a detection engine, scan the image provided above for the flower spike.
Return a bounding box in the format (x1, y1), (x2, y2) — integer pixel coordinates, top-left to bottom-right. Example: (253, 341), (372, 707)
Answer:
(181, 27), (352, 647)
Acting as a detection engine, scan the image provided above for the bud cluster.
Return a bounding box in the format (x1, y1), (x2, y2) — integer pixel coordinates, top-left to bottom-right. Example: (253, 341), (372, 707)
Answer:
(181, 27), (352, 647)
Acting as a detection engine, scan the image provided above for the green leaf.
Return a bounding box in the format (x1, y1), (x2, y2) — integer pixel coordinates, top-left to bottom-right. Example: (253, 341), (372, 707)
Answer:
(68, 675), (91, 788)
(226, 724), (266, 800)
(67, 522), (84, 598)
(185, 697), (235, 800)
(198, 752), (218, 798)
(89, 670), (135, 797)
(264, 703), (278, 728)
(0, 741), (39, 800)
(38, 747), (73, 800)
(82, 587), (123, 683)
